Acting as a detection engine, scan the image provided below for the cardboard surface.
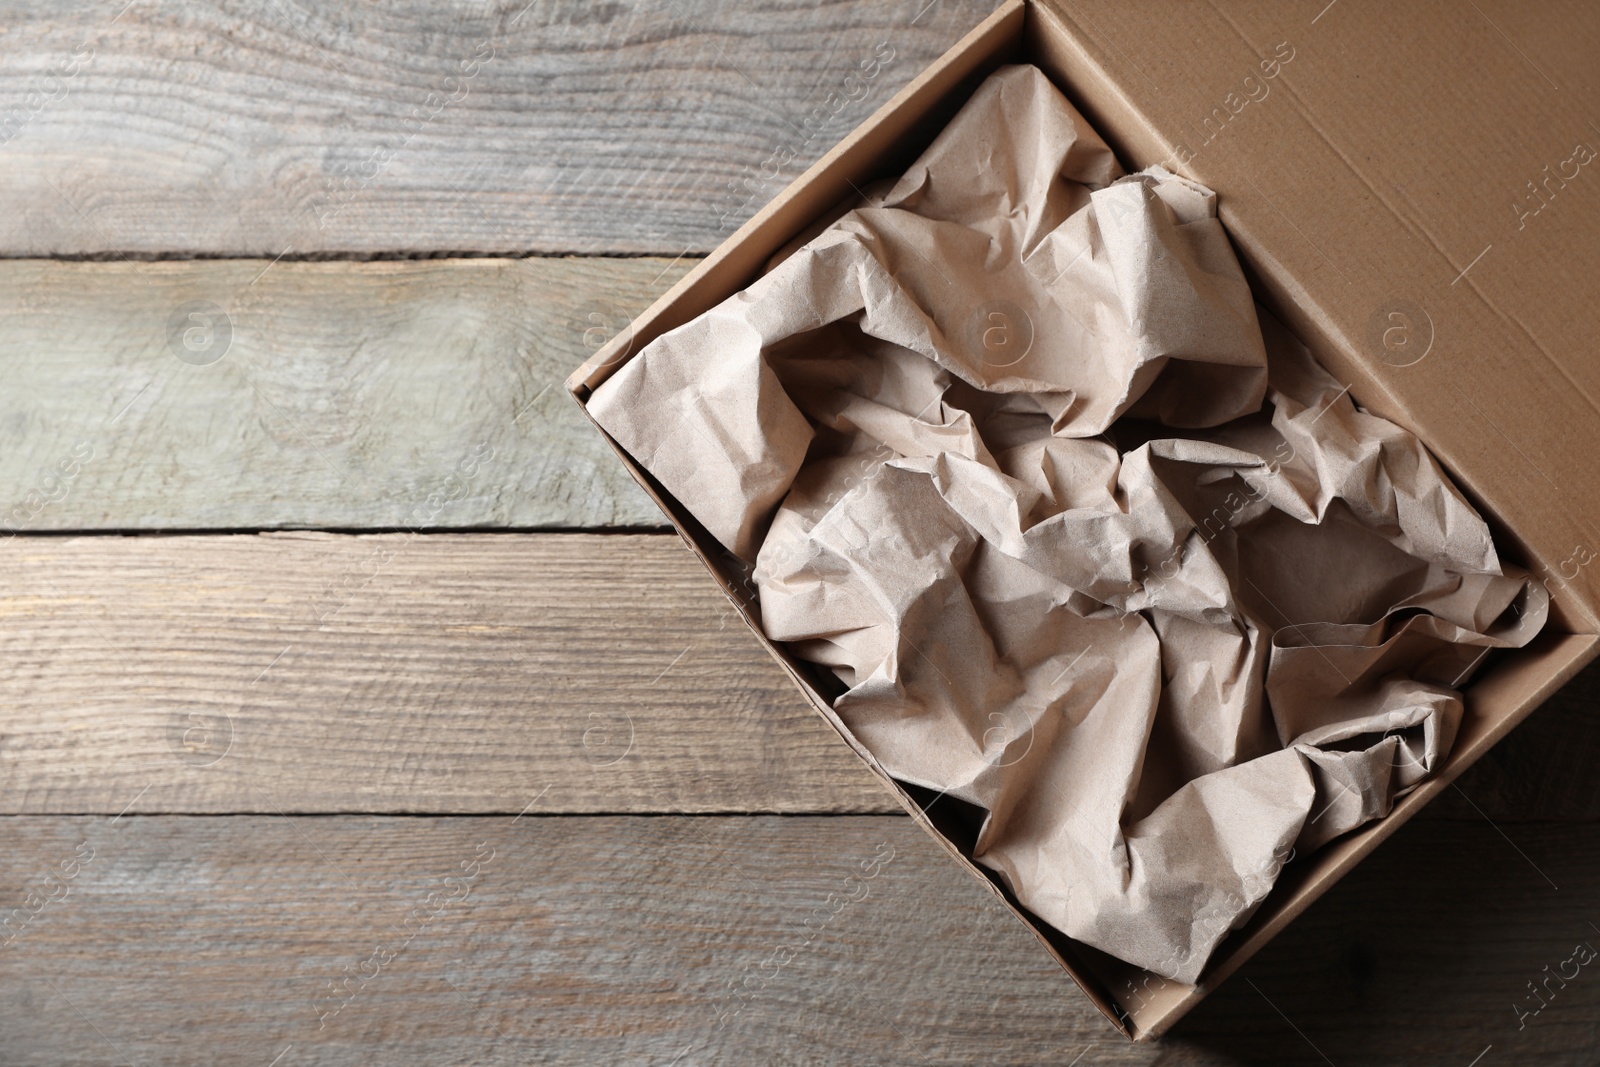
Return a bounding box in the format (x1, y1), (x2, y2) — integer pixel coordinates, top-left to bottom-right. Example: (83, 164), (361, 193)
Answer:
(569, 0), (1600, 1041)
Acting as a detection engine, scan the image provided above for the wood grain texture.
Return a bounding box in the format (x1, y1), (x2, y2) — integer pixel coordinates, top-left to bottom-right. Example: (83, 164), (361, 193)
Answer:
(0, 0), (999, 256)
(0, 257), (685, 531)
(0, 531), (894, 815)
(0, 814), (1597, 1066)
(0, 530), (1596, 821)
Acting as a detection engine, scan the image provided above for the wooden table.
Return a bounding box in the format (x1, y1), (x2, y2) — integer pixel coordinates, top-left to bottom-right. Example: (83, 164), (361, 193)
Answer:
(0, 2), (1596, 1063)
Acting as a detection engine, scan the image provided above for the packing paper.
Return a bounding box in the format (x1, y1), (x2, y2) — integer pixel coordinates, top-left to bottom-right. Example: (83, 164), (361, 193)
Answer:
(587, 65), (1547, 982)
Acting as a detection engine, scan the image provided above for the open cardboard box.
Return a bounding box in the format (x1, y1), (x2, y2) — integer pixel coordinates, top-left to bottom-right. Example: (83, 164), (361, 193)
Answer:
(568, 0), (1600, 1039)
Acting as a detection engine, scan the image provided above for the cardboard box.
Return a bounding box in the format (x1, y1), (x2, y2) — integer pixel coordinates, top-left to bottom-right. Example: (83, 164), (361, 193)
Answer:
(568, 0), (1600, 1039)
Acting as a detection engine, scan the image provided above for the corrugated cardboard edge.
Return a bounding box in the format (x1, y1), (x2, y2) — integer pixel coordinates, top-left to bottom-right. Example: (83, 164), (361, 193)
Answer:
(565, 0), (1600, 1043)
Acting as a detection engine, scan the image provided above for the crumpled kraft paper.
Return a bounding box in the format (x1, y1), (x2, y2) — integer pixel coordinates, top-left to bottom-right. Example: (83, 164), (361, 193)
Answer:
(587, 64), (1548, 983)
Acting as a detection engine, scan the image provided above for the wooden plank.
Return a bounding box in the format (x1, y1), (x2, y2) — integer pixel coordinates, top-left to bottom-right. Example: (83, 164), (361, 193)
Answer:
(0, 814), (1595, 1065)
(0, 815), (1111, 1065)
(0, 530), (1596, 821)
(0, 0), (998, 256)
(0, 527), (1576, 820)
(0, 257), (681, 530)
(0, 531), (895, 815)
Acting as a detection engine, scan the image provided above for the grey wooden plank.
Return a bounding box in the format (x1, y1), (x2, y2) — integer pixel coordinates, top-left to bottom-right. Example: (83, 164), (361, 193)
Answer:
(0, 814), (1595, 1065)
(0, 815), (1110, 1066)
(0, 531), (898, 815)
(0, 0), (999, 256)
(0, 530), (1596, 820)
(0, 257), (682, 530)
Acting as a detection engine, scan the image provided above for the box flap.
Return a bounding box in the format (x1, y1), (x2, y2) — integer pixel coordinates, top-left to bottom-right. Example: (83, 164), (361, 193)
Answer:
(1034, 0), (1600, 629)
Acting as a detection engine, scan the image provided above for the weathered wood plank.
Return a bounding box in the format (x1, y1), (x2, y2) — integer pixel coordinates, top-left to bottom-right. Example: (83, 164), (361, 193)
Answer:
(0, 530), (1595, 821)
(0, 532), (894, 814)
(0, 257), (680, 530)
(0, 0), (997, 255)
(0, 814), (1595, 1065)
(0, 815), (1111, 1066)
